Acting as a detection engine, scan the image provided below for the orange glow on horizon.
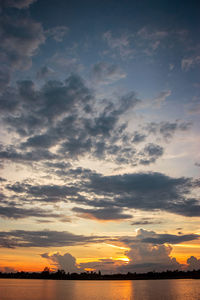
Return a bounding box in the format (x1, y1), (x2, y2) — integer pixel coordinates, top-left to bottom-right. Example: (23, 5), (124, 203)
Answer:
(84, 268), (96, 272)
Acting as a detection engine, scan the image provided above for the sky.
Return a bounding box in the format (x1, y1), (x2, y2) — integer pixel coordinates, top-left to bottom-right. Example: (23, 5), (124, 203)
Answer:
(0, 0), (200, 274)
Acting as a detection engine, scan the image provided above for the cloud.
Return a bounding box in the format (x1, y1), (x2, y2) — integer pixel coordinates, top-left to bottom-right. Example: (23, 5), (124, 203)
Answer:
(72, 207), (132, 221)
(181, 56), (200, 71)
(6, 227), (198, 273)
(0, 146), (57, 163)
(121, 229), (199, 245)
(153, 90), (171, 107)
(139, 233), (199, 245)
(131, 219), (162, 226)
(3, 169), (200, 219)
(41, 252), (123, 274)
(136, 27), (168, 55)
(49, 54), (83, 74)
(0, 66), (11, 91)
(2, 168), (200, 220)
(1, 74), (93, 136)
(0, 230), (106, 248)
(0, 205), (62, 220)
(1, 75), (156, 167)
(118, 229), (183, 273)
(2, 0), (37, 9)
(144, 121), (191, 140)
(132, 132), (146, 144)
(41, 252), (79, 273)
(103, 31), (133, 58)
(187, 97), (200, 115)
(6, 182), (78, 203)
(91, 62), (126, 84)
(139, 143), (164, 165)
(45, 26), (69, 42)
(187, 256), (200, 270)
(40, 229), (197, 274)
(36, 66), (54, 79)
(84, 171), (200, 217)
(0, 14), (45, 90)
(1, 69), (188, 169)
(79, 259), (121, 273)
(122, 244), (181, 273)
(137, 27), (168, 40)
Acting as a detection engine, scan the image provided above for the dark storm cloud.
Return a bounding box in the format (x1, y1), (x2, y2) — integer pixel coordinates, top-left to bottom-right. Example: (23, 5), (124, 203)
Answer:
(86, 172), (183, 195)
(20, 75), (91, 123)
(1, 74), (92, 139)
(120, 229), (199, 246)
(0, 145), (56, 162)
(140, 233), (199, 244)
(6, 182), (78, 201)
(0, 230), (107, 248)
(3, 169), (200, 219)
(84, 172), (200, 217)
(21, 134), (56, 149)
(2, 169), (200, 219)
(59, 137), (92, 158)
(0, 205), (61, 220)
(72, 207), (132, 221)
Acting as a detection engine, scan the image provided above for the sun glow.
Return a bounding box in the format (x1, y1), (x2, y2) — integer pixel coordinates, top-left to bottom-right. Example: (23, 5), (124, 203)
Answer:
(104, 243), (130, 250)
(174, 244), (200, 248)
(115, 257), (130, 263)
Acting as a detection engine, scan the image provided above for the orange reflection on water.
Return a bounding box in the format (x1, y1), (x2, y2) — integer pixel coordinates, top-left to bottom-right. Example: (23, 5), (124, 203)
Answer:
(71, 280), (133, 300)
(1, 279), (200, 300)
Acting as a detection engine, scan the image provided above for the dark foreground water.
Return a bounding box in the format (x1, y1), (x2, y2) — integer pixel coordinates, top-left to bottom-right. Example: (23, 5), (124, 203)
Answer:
(0, 279), (200, 300)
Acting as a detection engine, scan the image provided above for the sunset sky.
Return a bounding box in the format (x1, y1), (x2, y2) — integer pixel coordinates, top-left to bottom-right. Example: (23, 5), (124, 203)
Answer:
(0, 0), (200, 274)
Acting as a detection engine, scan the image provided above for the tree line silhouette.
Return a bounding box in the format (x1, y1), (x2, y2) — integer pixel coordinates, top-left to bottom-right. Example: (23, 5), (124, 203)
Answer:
(0, 268), (200, 280)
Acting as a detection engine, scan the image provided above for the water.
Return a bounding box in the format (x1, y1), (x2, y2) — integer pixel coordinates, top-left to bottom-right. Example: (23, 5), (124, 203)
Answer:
(0, 279), (200, 300)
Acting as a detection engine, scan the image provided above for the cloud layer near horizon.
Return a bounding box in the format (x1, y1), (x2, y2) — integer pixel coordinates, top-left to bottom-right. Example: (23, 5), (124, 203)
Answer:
(40, 228), (200, 273)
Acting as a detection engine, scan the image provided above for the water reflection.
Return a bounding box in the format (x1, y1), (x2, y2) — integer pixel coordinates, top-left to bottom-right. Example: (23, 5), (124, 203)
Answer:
(132, 279), (200, 300)
(72, 280), (133, 300)
(0, 279), (200, 300)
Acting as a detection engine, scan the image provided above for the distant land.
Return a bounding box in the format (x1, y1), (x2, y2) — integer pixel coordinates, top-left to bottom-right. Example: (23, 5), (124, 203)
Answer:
(0, 269), (200, 280)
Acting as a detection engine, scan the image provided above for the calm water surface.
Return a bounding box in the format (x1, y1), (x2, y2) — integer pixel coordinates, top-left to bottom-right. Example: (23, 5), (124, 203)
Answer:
(0, 279), (200, 300)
